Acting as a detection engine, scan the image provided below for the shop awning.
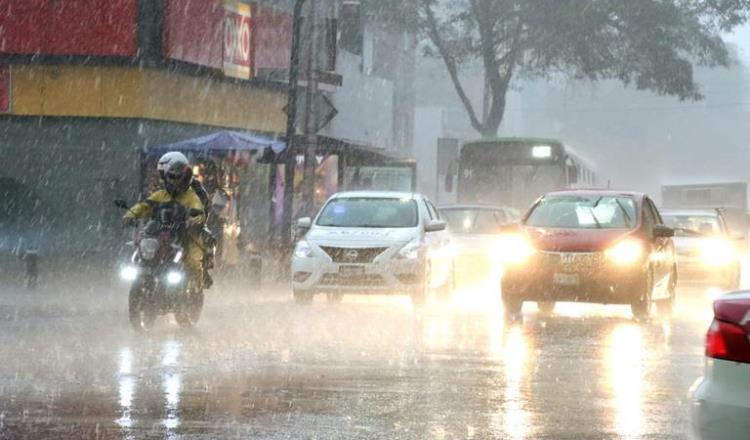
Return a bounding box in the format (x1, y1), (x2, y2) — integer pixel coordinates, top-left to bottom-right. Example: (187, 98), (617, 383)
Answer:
(146, 131), (286, 156)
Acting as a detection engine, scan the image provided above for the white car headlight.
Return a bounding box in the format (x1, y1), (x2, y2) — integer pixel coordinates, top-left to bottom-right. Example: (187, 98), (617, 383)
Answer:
(494, 234), (535, 266)
(605, 239), (644, 265)
(166, 271), (184, 285)
(397, 239), (421, 260)
(294, 240), (313, 259)
(700, 239), (735, 266)
(120, 265), (139, 281)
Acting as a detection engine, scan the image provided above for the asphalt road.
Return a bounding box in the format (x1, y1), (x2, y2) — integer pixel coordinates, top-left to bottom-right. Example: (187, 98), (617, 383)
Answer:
(0, 274), (719, 439)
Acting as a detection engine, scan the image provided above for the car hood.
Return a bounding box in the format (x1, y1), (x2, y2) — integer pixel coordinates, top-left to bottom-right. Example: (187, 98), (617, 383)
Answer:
(522, 227), (637, 252)
(306, 226), (418, 247)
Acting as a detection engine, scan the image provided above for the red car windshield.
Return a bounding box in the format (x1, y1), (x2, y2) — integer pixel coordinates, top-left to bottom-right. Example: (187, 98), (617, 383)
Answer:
(525, 195), (637, 229)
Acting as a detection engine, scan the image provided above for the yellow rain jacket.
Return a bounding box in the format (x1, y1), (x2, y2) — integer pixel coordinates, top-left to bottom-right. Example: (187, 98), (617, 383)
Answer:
(124, 188), (206, 290)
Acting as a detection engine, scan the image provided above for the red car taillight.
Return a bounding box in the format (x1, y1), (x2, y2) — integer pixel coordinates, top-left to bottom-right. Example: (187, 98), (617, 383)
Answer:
(706, 318), (750, 364)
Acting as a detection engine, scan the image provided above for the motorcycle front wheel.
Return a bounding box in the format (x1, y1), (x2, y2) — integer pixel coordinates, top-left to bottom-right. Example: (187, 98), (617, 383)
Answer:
(129, 282), (157, 332)
(175, 289), (204, 328)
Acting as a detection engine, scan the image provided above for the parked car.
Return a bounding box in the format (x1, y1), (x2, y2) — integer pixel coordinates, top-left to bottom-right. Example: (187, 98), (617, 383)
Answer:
(690, 292), (750, 440)
(290, 191), (454, 305)
(660, 208), (742, 291)
(438, 204), (518, 288)
(499, 190), (677, 319)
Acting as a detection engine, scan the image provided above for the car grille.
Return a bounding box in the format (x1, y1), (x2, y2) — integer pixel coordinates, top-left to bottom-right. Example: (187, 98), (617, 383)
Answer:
(539, 251), (604, 271)
(319, 246), (389, 263)
(319, 273), (384, 286)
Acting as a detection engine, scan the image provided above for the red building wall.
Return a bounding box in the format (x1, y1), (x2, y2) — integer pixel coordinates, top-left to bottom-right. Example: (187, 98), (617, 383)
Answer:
(0, 0), (137, 56)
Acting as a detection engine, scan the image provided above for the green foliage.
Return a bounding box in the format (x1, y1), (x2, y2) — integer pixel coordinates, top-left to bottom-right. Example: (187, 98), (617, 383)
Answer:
(365, 0), (750, 136)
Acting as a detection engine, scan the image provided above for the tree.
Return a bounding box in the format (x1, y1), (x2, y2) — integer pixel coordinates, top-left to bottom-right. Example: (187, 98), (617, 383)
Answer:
(367, 0), (750, 137)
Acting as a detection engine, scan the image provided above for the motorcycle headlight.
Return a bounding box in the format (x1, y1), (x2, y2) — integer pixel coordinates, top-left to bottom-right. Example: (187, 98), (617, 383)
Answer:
(397, 239), (421, 260)
(700, 239), (735, 266)
(139, 238), (159, 261)
(120, 265), (139, 281)
(605, 240), (644, 265)
(294, 240), (313, 259)
(494, 234), (535, 266)
(166, 271), (184, 285)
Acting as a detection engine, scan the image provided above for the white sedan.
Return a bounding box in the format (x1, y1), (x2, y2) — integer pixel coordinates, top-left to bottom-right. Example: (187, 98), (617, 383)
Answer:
(690, 292), (750, 439)
(290, 191), (454, 305)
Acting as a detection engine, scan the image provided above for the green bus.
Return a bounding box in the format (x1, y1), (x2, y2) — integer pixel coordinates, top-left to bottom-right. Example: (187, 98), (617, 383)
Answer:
(449, 137), (598, 211)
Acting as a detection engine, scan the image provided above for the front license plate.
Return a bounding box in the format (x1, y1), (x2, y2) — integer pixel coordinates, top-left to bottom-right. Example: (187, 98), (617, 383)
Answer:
(553, 273), (580, 286)
(339, 265), (365, 277)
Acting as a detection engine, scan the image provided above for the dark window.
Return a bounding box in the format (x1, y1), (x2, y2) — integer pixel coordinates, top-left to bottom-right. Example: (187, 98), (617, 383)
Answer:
(339, 1), (362, 55)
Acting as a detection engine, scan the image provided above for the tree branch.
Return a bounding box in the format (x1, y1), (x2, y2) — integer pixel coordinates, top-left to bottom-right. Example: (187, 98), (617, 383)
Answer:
(423, 0), (484, 133)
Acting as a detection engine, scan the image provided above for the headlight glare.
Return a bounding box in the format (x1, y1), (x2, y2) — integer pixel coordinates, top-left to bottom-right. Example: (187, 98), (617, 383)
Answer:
(606, 240), (643, 265)
(495, 234), (535, 265)
(700, 239), (735, 266)
(166, 271), (184, 285)
(120, 265), (139, 281)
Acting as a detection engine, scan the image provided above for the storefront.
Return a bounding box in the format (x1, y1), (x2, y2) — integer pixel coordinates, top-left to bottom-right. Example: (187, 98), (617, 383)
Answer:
(145, 131), (285, 266)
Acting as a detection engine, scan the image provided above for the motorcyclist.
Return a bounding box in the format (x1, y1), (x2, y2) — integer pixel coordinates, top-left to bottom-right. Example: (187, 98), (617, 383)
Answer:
(123, 152), (207, 292)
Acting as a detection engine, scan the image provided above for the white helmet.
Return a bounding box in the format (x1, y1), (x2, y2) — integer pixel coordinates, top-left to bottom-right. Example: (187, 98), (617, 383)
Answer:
(157, 152), (192, 196)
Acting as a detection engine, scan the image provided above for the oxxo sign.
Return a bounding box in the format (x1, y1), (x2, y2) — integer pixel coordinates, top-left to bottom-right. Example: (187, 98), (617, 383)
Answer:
(223, 1), (252, 79)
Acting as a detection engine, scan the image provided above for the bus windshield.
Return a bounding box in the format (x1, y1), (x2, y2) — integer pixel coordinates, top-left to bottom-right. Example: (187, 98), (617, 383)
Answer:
(525, 195), (637, 229)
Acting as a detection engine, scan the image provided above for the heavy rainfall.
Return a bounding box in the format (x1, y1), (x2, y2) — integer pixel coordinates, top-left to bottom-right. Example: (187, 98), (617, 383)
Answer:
(2, 1), (750, 439)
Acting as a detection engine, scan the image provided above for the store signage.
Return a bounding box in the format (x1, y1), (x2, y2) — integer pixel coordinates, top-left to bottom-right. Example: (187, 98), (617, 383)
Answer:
(223, 1), (253, 79)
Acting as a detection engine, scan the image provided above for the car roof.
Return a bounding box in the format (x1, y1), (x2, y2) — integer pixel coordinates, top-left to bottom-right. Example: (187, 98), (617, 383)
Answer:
(659, 208), (719, 217)
(438, 204), (511, 211)
(543, 189), (645, 199)
(331, 191), (421, 200)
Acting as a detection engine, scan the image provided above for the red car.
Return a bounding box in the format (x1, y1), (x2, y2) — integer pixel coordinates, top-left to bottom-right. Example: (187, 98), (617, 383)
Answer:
(498, 190), (677, 319)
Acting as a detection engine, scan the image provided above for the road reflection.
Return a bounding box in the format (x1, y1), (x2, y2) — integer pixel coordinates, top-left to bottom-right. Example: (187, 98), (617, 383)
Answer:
(606, 323), (646, 439)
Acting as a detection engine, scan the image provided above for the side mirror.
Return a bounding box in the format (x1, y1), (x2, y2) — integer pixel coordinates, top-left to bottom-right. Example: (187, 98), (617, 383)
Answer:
(653, 224), (675, 238)
(425, 220), (447, 233)
(114, 199), (129, 210)
(296, 217), (312, 229)
(444, 174), (454, 193)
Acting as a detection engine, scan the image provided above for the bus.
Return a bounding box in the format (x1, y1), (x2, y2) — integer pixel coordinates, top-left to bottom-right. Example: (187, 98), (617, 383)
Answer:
(448, 137), (598, 211)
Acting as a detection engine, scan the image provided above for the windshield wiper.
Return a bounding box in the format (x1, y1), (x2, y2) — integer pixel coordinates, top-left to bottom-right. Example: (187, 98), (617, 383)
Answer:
(586, 206), (602, 228)
(614, 199), (633, 228)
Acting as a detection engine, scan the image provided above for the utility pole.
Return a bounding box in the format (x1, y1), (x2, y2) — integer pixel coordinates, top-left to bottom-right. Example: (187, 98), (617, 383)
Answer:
(281, 0), (308, 248)
(301, 0), (319, 217)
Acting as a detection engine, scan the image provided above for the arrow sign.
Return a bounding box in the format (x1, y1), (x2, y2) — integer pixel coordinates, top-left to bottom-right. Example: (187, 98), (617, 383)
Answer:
(283, 91), (338, 134)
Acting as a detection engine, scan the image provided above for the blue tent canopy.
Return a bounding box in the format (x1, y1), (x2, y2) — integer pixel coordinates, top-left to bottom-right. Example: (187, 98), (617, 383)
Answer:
(146, 131), (286, 157)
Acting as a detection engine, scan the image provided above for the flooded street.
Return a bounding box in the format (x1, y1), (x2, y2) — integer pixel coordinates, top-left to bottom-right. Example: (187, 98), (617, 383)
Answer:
(0, 276), (714, 439)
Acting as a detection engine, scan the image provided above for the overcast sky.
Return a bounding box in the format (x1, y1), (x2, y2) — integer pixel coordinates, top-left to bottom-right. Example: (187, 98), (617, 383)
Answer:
(725, 24), (750, 64)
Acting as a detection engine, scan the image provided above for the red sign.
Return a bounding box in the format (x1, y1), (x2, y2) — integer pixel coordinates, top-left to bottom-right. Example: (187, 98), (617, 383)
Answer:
(0, 0), (137, 57)
(223, 2), (253, 79)
(163, 0), (223, 69)
(163, 1), (292, 76)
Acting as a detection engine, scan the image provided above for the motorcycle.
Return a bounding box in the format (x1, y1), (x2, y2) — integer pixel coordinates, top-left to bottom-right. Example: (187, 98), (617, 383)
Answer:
(114, 199), (204, 331)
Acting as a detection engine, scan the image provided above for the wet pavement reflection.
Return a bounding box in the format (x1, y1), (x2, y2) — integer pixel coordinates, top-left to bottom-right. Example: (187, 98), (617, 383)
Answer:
(0, 283), (715, 439)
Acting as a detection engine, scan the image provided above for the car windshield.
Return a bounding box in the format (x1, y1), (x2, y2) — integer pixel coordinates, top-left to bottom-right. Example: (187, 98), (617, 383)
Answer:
(316, 197), (418, 228)
(661, 214), (722, 236)
(441, 209), (506, 234)
(525, 195), (637, 229)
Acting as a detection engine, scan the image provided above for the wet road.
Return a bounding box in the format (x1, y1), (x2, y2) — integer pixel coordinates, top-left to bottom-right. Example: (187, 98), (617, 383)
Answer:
(0, 278), (717, 439)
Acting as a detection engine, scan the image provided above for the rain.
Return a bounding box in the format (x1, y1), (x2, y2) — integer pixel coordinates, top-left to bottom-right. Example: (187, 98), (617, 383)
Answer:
(1, 1), (750, 439)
